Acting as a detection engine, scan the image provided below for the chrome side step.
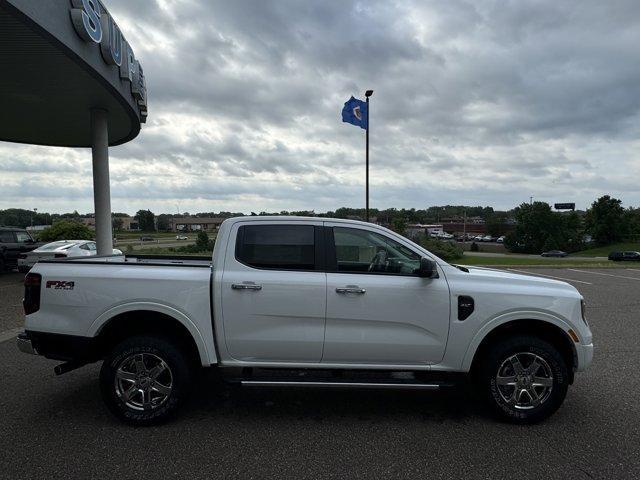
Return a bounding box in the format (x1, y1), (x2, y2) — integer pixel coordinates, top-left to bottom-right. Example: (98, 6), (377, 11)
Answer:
(240, 380), (441, 390)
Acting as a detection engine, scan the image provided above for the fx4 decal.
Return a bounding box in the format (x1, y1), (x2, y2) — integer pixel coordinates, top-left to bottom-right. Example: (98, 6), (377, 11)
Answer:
(46, 280), (75, 290)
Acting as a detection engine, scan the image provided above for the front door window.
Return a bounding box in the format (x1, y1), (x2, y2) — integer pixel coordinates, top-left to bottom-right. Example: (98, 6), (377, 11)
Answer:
(333, 227), (421, 275)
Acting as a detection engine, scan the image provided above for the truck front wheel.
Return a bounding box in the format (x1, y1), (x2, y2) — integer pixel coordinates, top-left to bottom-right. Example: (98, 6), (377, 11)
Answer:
(477, 335), (569, 424)
(100, 335), (192, 425)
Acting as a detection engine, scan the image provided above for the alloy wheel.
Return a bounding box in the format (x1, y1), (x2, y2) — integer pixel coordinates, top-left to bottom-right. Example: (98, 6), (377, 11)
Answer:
(495, 352), (553, 410)
(114, 353), (173, 411)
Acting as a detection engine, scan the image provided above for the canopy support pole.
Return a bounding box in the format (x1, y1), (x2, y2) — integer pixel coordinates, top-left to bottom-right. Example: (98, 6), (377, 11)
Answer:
(90, 108), (113, 256)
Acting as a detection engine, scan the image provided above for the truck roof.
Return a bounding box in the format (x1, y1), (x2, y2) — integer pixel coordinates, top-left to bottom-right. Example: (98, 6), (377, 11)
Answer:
(0, 226), (26, 230)
(221, 216), (374, 227)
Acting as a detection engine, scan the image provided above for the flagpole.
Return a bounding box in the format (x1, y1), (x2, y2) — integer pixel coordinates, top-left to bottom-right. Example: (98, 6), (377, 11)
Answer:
(365, 90), (373, 222)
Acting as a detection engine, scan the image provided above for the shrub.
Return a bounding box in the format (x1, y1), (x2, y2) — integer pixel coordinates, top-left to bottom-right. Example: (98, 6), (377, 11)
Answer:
(470, 241), (479, 252)
(417, 235), (464, 261)
(195, 231), (210, 250)
(38, 220), (94, 242)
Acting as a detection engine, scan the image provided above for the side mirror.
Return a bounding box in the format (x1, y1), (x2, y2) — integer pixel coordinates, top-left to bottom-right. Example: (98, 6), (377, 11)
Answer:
(418, 257), (439, 279)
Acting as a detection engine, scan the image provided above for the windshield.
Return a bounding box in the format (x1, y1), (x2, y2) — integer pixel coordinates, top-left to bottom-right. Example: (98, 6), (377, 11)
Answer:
(38, 241), (75, 251)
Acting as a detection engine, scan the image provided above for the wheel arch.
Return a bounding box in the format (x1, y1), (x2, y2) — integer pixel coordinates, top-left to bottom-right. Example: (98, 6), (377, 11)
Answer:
(465, 316), (578, 384)
(89, 303), (211, 366)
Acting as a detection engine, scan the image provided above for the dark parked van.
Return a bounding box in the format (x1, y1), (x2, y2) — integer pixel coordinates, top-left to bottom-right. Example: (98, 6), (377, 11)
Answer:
(0, 227), (38, 272)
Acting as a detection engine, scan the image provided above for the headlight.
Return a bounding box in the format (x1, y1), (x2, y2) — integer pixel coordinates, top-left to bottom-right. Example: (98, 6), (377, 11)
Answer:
(580, 299), (588, 326)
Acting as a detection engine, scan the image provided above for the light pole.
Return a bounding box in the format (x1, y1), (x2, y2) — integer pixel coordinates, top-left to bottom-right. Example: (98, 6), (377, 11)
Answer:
(364, 89), (373, 222)
(463, 209), (467, 238)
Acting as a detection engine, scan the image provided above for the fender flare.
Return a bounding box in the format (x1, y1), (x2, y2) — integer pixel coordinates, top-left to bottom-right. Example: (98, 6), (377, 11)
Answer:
(460, 310), (576, 372)
(88, 301), (212, 365)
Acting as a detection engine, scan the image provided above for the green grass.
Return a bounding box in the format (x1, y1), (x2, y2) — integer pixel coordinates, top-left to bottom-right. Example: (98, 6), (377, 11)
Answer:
(456, 255), (616, 268)
(114, 231), (178, 239)
(124, 246), (212, 256)
(572, 242), (640, 257)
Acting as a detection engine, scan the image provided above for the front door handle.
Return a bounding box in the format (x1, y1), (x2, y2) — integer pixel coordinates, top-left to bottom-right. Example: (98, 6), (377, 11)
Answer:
(232, 282), (262, 291)
(336, 286), (366, 294)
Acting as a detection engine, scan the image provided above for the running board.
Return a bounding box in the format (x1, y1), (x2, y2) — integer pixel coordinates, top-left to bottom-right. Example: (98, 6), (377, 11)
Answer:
(240, 380), (441, 390)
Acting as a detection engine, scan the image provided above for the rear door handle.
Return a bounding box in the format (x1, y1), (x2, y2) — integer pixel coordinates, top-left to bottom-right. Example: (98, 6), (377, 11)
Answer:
(232, 282), (262, 291)
(336, 286), (366, 294)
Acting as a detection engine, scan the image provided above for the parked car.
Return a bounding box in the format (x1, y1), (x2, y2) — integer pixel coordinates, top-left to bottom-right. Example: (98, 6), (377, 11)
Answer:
(541, 250), (568, 258)
(0, 226), (41, 272)
(140, 236), (155, 241)
(17, 240), (123, 272)
(608, 251), (640, 261)
(176, 235), (189, 240)
(481, 235), (493, 242)
(473, 235), (484, 241)
(17, 216), (593, 425)
(496, 236), (505, 243)
(436, 232), (454, 240)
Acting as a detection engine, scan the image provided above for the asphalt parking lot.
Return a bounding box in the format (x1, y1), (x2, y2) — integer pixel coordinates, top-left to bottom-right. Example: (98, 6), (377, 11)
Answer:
(1, 268), (639, 479)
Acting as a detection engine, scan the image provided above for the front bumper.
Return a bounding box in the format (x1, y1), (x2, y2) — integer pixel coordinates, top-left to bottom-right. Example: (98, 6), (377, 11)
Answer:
(576, 342), (594, 372)
(16, 332), (37, 355)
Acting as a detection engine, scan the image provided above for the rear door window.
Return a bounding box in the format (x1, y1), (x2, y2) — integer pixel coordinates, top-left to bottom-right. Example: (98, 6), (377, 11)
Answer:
(14, 232), (32, 243)
(236, 225), (315, 270)
(0, 232), (13, 243)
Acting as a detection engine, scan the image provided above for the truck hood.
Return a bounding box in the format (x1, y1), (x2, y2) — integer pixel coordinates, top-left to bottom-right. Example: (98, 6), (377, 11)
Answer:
(454, 265), (581, 297)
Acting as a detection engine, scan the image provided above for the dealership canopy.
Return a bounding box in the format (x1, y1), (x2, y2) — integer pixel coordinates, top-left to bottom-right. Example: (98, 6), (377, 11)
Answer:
(0, 0), (147, 253)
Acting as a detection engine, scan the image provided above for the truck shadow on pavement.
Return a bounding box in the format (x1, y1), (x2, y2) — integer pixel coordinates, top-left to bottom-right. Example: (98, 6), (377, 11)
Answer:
(29, 365), (486, 427)
(182, 369), (484, 425)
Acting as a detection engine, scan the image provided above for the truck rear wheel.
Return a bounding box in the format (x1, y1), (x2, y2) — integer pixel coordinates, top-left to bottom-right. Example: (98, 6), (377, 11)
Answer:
(477, 335), (569, 424)
(100, 335), (192, 425)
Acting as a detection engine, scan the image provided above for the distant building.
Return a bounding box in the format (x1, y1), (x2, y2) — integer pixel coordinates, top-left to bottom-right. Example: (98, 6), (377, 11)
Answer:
(169, 217), (225, 232)
(78, 215), (139, 231)
(406, 224), (444, 239)
(114, 216), (140, 231)
(26, 225), (50, 232)
(441, 223), (486, 235)
(78, 216), (95, 230)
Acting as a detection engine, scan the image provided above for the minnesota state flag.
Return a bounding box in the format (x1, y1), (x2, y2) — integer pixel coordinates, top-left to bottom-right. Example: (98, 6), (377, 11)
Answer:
(341, 96), (368, 130)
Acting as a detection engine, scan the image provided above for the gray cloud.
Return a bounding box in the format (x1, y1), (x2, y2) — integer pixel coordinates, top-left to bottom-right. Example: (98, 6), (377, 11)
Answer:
(2, 0), (640, 214)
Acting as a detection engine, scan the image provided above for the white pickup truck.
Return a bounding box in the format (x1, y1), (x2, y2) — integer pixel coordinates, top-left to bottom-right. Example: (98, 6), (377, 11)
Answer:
(17, 216), (593, 425)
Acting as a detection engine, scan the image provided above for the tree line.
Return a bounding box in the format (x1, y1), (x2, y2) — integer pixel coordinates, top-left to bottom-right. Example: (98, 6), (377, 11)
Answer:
(3, 196), (639, 253)
(505, 195), (640, 253)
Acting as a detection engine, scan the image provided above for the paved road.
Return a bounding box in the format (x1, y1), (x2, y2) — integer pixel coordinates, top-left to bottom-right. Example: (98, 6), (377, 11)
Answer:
(130, 240), (197, 250)
(0, 272), (24, 333)
(0, 268), (639, 479)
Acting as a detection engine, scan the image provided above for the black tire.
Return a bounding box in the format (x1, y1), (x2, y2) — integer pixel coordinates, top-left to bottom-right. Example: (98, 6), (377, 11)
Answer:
(100, 335), (192, 426)
(477, 335), (569, 424)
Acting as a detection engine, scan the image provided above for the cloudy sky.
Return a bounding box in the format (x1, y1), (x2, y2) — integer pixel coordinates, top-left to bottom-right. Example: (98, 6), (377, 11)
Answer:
(2, 0), (640, 214)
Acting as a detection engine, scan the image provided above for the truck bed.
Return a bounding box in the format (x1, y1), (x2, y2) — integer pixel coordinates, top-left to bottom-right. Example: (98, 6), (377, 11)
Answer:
(40, 254), (212, 268)
(25, 253), (216, 365)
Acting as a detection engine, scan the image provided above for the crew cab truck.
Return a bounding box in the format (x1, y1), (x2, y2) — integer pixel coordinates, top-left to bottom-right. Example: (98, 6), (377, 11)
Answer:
(17, 216), (593, 425)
